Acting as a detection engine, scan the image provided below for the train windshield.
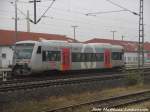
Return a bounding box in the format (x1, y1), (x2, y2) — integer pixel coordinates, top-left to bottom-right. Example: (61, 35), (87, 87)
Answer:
(15, 43), (34, 59)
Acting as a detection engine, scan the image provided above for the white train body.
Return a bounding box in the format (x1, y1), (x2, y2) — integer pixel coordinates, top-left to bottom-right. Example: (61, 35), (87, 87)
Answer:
(12, 40), (124, 75)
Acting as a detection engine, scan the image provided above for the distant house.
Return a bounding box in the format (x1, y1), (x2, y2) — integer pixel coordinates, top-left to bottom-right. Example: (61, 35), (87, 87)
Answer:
(85, 38), (150, 64)
(0, 29), (77, 68)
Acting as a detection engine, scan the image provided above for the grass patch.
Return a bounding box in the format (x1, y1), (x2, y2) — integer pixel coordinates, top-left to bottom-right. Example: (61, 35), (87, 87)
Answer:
(125, 71), (144, 86)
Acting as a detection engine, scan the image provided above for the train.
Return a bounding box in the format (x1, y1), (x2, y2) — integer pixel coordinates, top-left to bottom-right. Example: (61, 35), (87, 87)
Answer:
(12, 40), (124, 75)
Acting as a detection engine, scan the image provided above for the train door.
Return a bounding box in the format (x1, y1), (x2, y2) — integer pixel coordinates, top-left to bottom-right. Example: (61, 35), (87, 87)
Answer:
(61, 48), (71, 71)
(104, 49), (112, 68)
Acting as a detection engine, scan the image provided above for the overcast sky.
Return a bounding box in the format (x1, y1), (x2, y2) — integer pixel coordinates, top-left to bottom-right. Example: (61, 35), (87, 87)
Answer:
(0, 0), (150, 42)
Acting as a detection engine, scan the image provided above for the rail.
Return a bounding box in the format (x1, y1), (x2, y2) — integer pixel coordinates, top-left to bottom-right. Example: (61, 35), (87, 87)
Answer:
(0, 71), (150, 93)
(42, 89), (150, 112)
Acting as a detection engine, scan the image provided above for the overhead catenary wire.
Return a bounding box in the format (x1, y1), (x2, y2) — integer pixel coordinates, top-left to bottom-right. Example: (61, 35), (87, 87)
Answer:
(1, 0), (149, 41)
(36, 0), (56, 23)
(106, 0), (139, 16)
(86, 9), (128, 16)
(39, 5), (129, 17)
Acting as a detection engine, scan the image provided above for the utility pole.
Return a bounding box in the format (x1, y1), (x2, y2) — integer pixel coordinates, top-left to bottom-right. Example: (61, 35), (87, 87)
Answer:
(138, 0), (144, 69)
(71, 25), (78, 42)
(34, 0), (37, 24)
(15, 0), (18, 43)
(27, 10), (30, 32)
(110, 30), (117, 40)
(10, 0), (18, 66)
(29, 0), (41, 24)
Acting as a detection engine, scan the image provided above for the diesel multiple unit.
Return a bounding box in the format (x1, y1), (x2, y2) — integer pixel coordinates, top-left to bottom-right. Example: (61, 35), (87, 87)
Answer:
(12, 40), (124, 75)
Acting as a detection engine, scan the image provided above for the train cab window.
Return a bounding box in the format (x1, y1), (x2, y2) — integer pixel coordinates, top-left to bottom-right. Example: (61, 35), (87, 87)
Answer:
(37, 46), (41, 54)
(42, 51), (46, 61)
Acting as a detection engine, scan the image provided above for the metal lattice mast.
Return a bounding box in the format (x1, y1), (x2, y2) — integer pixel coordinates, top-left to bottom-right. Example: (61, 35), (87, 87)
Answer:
(138, 0), (144, 69)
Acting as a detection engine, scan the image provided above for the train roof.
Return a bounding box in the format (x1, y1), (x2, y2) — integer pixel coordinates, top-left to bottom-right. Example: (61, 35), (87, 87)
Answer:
(111, 45), (124, 49)
(15, 40), (123, 50)
(39, 39), (68, 43)
(15, 40), (38, 44)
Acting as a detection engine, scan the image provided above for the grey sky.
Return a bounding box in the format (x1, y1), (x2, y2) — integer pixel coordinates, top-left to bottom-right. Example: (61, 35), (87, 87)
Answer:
(0, 0), (150, 42)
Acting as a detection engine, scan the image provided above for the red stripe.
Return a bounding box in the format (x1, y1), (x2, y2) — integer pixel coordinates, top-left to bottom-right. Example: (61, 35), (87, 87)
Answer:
(62, 48), (70, 71)
(104, 49), (112, 68)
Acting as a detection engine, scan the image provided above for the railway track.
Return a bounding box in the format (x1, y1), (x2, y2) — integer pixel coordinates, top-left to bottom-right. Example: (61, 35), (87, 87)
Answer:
(0, 67), (150, 93)
(0, 67), (149, 85)
(42, 89), (150, 112)
(0, 70), (123, 85)
(0, 71), (150, 93)
(0, 73), (126, 93)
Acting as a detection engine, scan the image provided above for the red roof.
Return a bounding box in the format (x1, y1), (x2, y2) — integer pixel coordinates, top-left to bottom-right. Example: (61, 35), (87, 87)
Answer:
(0, 29), (77, 46)
(85, 38), (150, 52)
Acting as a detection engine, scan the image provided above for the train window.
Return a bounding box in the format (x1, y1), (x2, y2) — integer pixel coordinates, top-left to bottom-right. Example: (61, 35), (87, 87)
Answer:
(96, 53), (104, 61)
(37, 46), (41, 54)
(112, 52), (122, 60)
(72, 53), (81, 62)
(90, 53), (95, 61)
(47, 51), (60, 61)
(85, 53), (93, 62)
(84, 53), (88, 62)
(42, 51), (46, 61)
(88, 53), (92, 61)
(72, 53), (103, 62)
(92, 53), (96, 61)
(80, 53), (85, 62)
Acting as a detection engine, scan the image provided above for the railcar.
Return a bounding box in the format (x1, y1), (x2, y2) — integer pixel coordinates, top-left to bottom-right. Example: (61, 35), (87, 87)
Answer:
(12, 40), (124, 75)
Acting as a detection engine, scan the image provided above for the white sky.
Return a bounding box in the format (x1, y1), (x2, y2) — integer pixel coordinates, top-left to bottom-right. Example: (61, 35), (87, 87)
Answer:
(0, 0), (150, 42)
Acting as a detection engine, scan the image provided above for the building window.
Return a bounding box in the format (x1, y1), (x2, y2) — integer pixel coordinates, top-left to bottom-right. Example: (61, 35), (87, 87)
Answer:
(2, 53), (6, 59)
(124, 57), (126, 62)
(128, 57), (131, 61)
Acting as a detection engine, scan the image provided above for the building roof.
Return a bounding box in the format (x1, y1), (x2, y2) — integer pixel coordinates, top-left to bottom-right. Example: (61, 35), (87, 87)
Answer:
(85, 38), (150, 52)
(0, 29), (77, 46)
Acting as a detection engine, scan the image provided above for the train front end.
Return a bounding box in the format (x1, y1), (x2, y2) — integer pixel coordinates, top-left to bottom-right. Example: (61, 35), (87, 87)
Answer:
(12, 41), (35, 76)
